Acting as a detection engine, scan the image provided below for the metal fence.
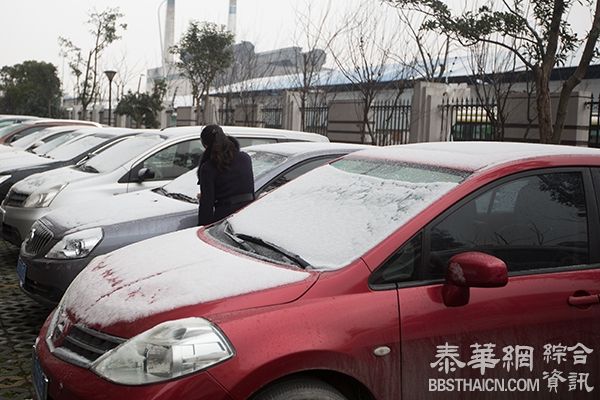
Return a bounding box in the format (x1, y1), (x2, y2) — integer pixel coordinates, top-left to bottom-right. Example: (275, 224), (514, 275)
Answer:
(302, 106), (329, 135)
(262, 107), (283, 129)
(372, 99), (412, 146)
(440, 97), (496, 141)
(588, 94), (600, 148)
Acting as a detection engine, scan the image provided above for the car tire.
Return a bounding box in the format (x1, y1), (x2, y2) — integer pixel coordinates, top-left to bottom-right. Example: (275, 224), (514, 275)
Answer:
(255, 378), (348, 400)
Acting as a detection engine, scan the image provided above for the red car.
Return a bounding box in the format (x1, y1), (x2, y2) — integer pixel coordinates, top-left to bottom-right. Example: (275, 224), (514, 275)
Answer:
(34, 142), (600, 400)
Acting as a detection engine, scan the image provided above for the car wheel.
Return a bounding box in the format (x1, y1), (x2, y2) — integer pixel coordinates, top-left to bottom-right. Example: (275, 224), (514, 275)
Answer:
(254, 378), (348, 400)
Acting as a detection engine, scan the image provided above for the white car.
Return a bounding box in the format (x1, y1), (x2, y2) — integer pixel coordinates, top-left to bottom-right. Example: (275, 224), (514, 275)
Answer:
(1, 126), (328, 243)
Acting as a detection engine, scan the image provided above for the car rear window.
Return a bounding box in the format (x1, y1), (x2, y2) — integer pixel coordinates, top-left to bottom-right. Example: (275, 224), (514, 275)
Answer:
(245, 150), (288, 178)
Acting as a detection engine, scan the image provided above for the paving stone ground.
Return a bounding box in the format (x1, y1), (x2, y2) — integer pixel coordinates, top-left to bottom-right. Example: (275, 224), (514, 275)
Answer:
(0, 240), (50, 400)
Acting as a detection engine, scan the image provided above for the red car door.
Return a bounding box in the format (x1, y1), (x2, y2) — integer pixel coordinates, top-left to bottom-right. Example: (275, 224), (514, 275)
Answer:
(379, 169), (600, 399)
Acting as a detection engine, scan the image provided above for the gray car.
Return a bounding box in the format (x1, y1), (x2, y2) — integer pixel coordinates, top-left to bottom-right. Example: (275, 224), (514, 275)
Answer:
(18, 142), (368, 306)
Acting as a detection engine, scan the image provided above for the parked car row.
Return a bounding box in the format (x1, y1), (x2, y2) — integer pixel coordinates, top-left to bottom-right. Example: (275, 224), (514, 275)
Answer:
(2, 118), (599, 400)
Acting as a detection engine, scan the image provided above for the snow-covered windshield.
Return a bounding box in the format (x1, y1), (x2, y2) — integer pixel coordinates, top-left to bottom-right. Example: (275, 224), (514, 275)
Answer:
(161, 169), (198, 200)
(80, 135), (164, 173)
(245, 150), (288, 178)
(227, 158), (468, 270)
(33, 131), (83, 155)
(45, 134), (113, 161)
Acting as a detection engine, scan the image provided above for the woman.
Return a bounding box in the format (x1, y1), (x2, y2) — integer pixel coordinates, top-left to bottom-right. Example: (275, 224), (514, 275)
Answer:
(197, 124), (254, 226)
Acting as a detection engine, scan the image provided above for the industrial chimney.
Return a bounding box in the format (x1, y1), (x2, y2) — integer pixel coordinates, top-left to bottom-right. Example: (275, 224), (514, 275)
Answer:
(164, 0), (176, 65)
(228, 0), (237, 37)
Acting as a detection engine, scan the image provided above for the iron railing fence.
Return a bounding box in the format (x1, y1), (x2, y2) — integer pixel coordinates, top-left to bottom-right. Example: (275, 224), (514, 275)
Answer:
(302, 106), (329, 135)
(371, 99), (412, 146)
(440, 97), (497, 141)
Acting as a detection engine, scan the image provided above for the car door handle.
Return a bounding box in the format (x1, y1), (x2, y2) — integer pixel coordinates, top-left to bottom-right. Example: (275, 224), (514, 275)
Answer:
(568, 294), (600, 307)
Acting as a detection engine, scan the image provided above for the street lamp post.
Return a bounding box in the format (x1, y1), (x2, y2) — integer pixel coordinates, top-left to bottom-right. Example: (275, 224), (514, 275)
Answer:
(104, 70), (117, 126)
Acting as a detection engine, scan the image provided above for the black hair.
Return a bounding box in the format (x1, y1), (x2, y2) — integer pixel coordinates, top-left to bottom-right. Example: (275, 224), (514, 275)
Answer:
(199, 124), (238, 172)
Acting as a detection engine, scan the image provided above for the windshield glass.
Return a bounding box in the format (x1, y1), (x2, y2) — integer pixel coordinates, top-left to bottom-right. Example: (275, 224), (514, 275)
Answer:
(0, 123), (24, 139)
(161, 169), (198, 198)
(11, 128), (73, 149)
(81, 135), (165, 173)
(46, 134), (113, 161)
(245, 150), (288, 178)
(227, 158), (468, 270)
(33, 131), (83, 155)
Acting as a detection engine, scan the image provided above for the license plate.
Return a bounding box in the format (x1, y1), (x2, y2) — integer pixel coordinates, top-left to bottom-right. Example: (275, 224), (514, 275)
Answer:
(16, 257), (27, 286)
(32, 349), (48, 400)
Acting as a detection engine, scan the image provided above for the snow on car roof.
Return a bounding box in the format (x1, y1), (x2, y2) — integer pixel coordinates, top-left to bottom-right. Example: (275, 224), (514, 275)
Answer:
(161, 125), (329, 142)
(349, 142), (600, 171)
(245, 142), (370, 156)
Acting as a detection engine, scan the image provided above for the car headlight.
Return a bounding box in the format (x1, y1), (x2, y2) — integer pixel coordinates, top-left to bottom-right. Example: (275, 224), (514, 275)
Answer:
(23, 184), (66, 208)
(91, 318), (235, 385)
(45, 227), (103, 259)
(46, 297), (67, 349)
(0, 175), (11, 186)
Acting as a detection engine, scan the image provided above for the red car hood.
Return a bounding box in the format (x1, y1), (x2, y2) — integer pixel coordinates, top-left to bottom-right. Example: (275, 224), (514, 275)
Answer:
(62, 227), (315, 336)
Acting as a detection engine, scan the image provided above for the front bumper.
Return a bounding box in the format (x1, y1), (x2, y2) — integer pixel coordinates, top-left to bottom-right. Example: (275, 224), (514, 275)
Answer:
(0, 204), (48, 246)
(35, 319), (235, 400)
(19, 251), (91, 307)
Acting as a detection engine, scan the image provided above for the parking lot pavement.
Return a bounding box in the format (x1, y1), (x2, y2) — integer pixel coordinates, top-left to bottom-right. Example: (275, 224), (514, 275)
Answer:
(0, 240), (50, 400)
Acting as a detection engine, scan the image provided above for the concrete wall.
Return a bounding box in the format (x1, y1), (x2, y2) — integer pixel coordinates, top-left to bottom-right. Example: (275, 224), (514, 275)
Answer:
(503, 91), (591, 146)
(326, 100), (370, 143)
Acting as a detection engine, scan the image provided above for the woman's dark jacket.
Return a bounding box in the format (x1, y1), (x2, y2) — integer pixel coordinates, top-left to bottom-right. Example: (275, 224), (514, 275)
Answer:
(197, 138), (254, 225)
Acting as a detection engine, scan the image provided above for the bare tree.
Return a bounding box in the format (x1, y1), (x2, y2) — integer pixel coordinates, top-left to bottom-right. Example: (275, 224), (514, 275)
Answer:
(391, 7), (451, 81)
(287, 0), (339, 130)
(465, 39), (525, 140)
(329, 3), (405, 144)
(59, 8), (127, 119)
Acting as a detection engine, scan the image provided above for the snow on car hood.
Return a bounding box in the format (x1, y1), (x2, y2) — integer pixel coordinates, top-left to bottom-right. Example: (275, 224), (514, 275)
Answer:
(11, 166), (90, 195)
(44, 189), (195, 233)
(0, 151), (52, 171)
(63, 228), (310, 327)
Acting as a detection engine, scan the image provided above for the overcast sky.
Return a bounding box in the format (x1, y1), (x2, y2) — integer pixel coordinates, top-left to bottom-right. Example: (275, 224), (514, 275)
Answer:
(1, 0), (593, 94)
(1, 0), (365, 92)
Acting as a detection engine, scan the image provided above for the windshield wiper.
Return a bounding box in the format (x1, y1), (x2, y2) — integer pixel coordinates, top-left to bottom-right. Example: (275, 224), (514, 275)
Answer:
(234, 232), (310, 269)
(223, 221), (259, 254)
(166, 192), (197, 203)
(154, 187), (197, 203)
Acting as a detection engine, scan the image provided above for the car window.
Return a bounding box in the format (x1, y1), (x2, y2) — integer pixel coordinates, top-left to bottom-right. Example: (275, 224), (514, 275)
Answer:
(372, 171), (589, 285)
(246, 150), (288, 179)
(261, 156), (339, 193)
(138, 139), (202, 181)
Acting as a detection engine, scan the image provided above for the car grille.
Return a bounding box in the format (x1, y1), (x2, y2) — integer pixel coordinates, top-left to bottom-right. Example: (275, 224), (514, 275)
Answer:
(24, 223), (54, 255)
(56, 325), (124, 366)
(4, 189), (28, 207)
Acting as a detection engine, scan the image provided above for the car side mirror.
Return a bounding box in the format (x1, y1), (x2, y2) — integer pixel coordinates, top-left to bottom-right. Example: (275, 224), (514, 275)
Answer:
(137, 167), (155, 182)
(442, 252), (508, 307)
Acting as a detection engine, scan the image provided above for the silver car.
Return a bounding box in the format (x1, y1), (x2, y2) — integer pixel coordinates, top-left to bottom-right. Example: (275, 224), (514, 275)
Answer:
(1, 127), (328, 245)
(18, 142), (367, 305)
